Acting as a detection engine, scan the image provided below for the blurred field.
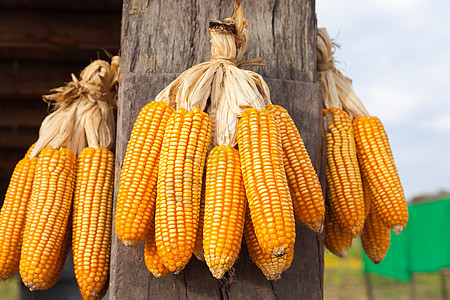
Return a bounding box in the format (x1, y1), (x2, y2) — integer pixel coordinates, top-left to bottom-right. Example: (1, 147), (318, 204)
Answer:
(0, 245), (446, 300)
(324, 241), (447, 300)
(0, 276), (18, 300)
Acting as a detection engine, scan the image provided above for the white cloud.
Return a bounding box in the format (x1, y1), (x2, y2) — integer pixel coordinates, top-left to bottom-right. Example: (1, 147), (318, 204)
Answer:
(421, 116), (450, 132)
(367, 0), (425, 12)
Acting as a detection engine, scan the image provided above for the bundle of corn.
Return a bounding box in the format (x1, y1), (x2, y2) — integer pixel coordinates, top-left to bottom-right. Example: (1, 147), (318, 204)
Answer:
(0, 56), (120, 295)
(59, 57), (119, 298)
(117, 0), (324, 280)
(317, 28), (407, 262)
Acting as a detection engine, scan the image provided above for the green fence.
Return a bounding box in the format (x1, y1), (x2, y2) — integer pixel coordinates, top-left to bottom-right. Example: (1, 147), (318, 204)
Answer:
(363, 197), (450, 281)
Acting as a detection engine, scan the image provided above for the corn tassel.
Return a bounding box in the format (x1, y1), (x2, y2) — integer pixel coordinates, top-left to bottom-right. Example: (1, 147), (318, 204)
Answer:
(353, 116), (408, 234)
(267, 104), (325, 233)
(244, 207), (292, 280)
(0, 145), (37, 279)
(324, 107), (365, 235)
(203, 145), (246, 279)
(20, 147), (75, 291)
(73, 147), (114, 297)
(237, 108), (295, 257)
(144, 218), (170, 278)
(155, 107), (211, 273)
(115, 101), (173, 246)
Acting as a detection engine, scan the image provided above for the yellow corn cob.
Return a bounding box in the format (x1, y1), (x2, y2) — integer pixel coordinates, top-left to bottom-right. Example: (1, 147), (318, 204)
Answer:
(73, 147), (114, 297)
(144, 218), (170, 278)
(283, 249), (295, 271)
(244, 207), (292, 280)
(353, 116), (408, 234)
(237, 108), (295, 256)
(20, 147), (75, 291)
(324, 107), (365, 235)
(81, 283), (108, 300)
(155, 107), (211, 273)
(267, 104), (325, 233)
(203, 145), (246, 279)
(193, 178), (205, 261)
(25, 142), (36, 159)
(0, 145), (37, 279)
(324, 206), (355, 258)
(41, 216), (72, 290)
(115, 101), (173, 246)
(362, 176), (372, 221)
(361, 207), (391, 264)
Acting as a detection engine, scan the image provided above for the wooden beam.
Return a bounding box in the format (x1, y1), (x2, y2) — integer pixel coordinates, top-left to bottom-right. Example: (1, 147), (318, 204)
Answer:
(0, 10), (120, 63)
(0, 127), (39, 149)
(0, 62), (83, 98)
(0, 0), (122, 11)
(111, 0), (324, 299)
(0, 101), (47, 127)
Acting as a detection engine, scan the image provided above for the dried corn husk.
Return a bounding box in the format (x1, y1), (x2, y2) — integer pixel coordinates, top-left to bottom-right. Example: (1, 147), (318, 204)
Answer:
(31, 56), (120, 157)
(317, 28), (369, 117)
(155, 0), (270, 147)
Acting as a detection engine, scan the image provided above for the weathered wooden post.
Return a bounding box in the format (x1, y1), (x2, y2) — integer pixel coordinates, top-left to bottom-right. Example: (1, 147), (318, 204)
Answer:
(110, 0), (325, 298)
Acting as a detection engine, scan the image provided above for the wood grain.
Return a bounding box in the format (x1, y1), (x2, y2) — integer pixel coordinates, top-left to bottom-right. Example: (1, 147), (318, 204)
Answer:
(112, 0), (324, 299)
(0, 10), (120, 63)
(120, 0), (316, 82)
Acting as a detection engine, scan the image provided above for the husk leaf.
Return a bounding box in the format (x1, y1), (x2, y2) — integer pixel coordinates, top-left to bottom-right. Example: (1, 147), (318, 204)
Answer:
(31, 56), (120, 158)
(317, 28), (370, 119)
(155, 0), (270, 146)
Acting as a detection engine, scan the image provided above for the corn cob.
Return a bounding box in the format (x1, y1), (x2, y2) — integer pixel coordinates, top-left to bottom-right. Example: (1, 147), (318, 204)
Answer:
(203, 145), (246, 279)
(244, 207), (292, 280)
(324, 107), (365, 235)
(42, 216), (72, 290)
(81, 283), (108, 300)
(361, 207), (391, 264)
(0, 145), (37, 279)
(25, 143), (36, 159)
(155, 107), (211, 273)
(115, 101), (173, 246)
(362, 176), (372, 221)
(324, 206), (355, 258)
(353, 116), (408, 234)
(73, 147), (114, 297)
(144, 218), (170, 278)
(237, 108), (295, 257)
(267, 104), (325, 233)
(20, 147), (76, 290)
(193, 177), (206, 261)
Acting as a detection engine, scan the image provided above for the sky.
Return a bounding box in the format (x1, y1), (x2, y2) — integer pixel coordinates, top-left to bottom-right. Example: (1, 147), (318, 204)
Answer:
(316, 0), (450, 200)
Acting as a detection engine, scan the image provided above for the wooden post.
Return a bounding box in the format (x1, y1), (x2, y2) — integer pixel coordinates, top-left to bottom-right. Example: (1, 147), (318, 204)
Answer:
(110, 0), (325, 299)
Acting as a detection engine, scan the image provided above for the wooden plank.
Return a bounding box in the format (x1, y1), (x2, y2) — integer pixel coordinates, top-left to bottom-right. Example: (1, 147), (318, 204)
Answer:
(0, 101), (47, 127)
(0, 0), (122, 11)
(0, 10), (120, 63)
(112, 0), (323, 299)
(0, 62), (84, 98)
(0, 127), (38, 149)
(119, 0), (316, 82)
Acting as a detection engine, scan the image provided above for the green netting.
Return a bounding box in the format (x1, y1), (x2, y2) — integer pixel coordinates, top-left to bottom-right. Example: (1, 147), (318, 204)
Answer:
(363, 197), (450, 281)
